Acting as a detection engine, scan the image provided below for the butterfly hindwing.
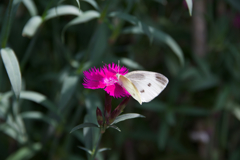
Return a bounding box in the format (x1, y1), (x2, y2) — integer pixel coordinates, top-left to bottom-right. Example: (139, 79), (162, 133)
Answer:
(118, 75), (142, 104)
(124, 71), (168, 103)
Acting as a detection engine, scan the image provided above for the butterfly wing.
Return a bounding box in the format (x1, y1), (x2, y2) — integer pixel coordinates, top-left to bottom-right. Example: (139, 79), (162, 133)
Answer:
(124, 71), (168, 103)
(118, 75), (142, 104)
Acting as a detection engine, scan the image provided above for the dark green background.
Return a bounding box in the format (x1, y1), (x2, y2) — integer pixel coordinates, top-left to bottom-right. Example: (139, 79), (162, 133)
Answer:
(0, 0), (240, 159)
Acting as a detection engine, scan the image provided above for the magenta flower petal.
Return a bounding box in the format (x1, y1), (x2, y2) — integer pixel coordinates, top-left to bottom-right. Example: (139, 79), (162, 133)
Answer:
(104, 83), (130, 98)
(83, 67), (105, 89)
(83, 63), (130, 98)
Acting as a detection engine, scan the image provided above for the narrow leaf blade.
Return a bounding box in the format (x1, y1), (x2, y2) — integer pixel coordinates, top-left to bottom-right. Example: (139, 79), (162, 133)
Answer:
(111, 113), (145, 125)
(6, 143), (42, 160)
(22, 0), (38, 16)
(158, 121), (169, 150)
(98, 148), (111, 153)
(77, 146), (92, 155)
(44, 5), (82, 21)
(22, 16), (42, 37)
(1, 48), (22, 98)
(20, 111), (57, 127)
(123, 26), (184, 66)
(109, 12), (138, 25)
(185, 0), (193, 16)
(108, 125), (121, 132)
(0, 123), (19, 142)
(70, 123), (99, 133)
(58, 75), (79, 111)
(20, 91), (57, 114)
(151, 28), (184, 66)
(76, 0), (80, 9)
(82, 0), (99, 10)
(61, 10), (100, 42)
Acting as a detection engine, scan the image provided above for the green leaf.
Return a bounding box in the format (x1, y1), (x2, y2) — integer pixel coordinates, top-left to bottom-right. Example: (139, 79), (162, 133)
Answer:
(6, 143), (42, 160)
(0, 123), (20, 143)
(76, 0), (80, 9)
(214, 87), (230, 110)
(187, 75), (219, 92)
(44, 5), (82, 21)
(70, 122), (99, 133)
(0, 91), (12, 117)
(98, 148), (111, 153)
(83, 95), (102, 151)
(61, 10), (100, 42)
(151, 28), (184, 66)
(123, 26), (184, 66)
(108, 125), (121, 132)
(158, 121), (169, 150)
(20, 111), (57, 127)
(231, 102), (240, 121)
(22, 0), (38, 16)
(0, 0), (17, 48)
(82, 0), (99, 10)
(111, 113), (145, 125)
(233, 108), (240, 121)
(78, 146), (92, 155)
(58, 75), (79, 111)
(166, 111), (175, 125)
(22, 16), (42, 37)
(1, 48), (22, 98)
(89, 23), (108, 60)
(138, 21), (153, 43)
(120, 58), (144, 69)
(185, 0), (193, 16)
(109, 12), (138, 25)
(110, 11), (184, 60)
(20, 91), (57, 114)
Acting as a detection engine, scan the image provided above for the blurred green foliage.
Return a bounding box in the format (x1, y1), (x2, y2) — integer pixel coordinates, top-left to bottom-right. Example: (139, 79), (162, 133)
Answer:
(0, 0), (240, 160)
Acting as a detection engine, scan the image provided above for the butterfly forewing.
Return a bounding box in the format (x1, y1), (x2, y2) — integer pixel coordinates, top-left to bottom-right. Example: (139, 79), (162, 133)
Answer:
(118, 75), (142, 104)
(124, 71), (168, 103)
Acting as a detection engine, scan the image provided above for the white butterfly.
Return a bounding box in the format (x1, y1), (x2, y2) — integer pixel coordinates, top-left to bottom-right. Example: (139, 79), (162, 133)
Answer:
(117, 71), (169, 105)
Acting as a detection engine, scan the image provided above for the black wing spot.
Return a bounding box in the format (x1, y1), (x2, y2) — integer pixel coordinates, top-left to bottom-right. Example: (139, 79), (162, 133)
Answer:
(126, 73), (145, 80)
(155, 74), (168, 85)
(140, 90), (145, 93)
(148, 83), (151, 87)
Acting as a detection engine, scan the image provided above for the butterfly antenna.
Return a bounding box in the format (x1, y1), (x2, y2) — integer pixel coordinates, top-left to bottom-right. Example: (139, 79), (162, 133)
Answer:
(118, 60), (120, 74)
(102, 61), (109, 69)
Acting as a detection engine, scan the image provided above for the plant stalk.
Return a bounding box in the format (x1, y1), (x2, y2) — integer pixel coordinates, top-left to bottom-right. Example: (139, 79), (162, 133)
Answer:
(91, 131), (102, 160)
(0, 0), (14, 48)
(0, 0), (14, 92)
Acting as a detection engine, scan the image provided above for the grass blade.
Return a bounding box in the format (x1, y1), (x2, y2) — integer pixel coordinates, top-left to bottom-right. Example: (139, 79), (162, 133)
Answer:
(111, 113), (145, 125)
(1, 48), (22, 98)
(22, 16), (42, 38)
(70, 123), (99, 133)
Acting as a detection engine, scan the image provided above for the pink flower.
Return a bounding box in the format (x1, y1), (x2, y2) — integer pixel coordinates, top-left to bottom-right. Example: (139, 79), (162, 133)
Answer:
(83, 63), (130, 98)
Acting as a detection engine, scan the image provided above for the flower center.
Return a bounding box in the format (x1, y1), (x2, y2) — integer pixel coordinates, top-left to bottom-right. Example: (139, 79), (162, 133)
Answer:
(103, 77), (117, 86)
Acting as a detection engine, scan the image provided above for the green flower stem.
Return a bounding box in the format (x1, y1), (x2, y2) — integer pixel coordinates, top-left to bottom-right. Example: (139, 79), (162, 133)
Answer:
(0, 58), (2, 91)
(20, 29), (40, 72)
(91, 131), (102, 160)
(99, 0), (111, 22)
(0, 0), (14, 48)
(0, 0), (14, 91)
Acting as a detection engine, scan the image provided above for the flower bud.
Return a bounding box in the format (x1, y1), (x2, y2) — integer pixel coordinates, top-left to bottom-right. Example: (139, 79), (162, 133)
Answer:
(96, 107), (103, 126)
(108, 96), (130, 125)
